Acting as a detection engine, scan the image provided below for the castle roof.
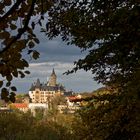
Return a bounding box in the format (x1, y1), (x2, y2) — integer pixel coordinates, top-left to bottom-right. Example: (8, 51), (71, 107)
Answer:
(29, 69), (65, 92)
(36, 78), (41, 88)
(52, 68), (56, 75)
(29, 80), (65, 91)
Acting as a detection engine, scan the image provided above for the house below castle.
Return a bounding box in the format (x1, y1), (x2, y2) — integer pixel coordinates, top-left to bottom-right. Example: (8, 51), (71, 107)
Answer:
(29, 69), (71, 103)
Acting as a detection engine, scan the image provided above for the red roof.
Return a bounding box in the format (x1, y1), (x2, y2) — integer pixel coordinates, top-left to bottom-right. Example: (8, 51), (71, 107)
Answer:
(12, 103), (28, 108)
(67, 96), (82, 102)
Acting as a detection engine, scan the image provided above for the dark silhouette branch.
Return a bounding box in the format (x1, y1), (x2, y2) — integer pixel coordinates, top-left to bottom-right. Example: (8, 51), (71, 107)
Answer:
(0, 0), (36, 55)
(0, 0), (23, 22)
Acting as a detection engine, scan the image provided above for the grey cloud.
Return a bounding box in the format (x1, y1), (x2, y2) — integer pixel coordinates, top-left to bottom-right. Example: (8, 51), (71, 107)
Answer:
(32, 34), (87, 63)
(13, 29), (101, 93)
(13, 61), (102, 93)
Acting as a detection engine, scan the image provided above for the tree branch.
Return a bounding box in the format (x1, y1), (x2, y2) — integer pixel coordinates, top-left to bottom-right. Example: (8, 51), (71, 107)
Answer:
(0, 0), (23, 22)
(0, 0), (37, 55)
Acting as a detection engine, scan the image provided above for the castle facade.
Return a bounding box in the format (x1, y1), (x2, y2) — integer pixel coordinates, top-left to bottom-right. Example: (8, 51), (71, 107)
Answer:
(29, 69), (65, 103)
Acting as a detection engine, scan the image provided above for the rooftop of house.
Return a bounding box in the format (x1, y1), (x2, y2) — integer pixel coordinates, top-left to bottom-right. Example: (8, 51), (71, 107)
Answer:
(67, 95), (82, 102)
(12, 103), (28, 108)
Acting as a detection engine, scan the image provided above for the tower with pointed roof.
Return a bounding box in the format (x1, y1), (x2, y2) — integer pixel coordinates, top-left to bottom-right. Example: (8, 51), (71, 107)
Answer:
(36, 79), (41, 88)
(29, 69), (67, 103)
(48, 69), (57, 86)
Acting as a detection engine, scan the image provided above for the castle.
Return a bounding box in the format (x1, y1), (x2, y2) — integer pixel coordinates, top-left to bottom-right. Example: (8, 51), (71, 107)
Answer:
(29, 69), (66, 103)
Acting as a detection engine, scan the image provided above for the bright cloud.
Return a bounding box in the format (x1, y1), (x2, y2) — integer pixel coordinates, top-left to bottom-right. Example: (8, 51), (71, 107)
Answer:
(13, 61), (102, 93)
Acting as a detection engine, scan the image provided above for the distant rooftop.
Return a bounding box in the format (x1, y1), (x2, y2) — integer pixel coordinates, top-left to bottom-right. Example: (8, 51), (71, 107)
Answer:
(30, 82), (65, 91)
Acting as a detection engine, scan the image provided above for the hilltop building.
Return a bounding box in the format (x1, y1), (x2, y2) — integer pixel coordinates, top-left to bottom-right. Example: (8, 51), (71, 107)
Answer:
(29, 69), (70, 103)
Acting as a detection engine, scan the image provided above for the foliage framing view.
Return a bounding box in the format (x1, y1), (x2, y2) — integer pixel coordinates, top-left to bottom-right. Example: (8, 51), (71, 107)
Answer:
(0, 0), (52, 101)
(0, 0), (139, 101)
(47, 0), (140, 87)
(0, 0), (140, 139)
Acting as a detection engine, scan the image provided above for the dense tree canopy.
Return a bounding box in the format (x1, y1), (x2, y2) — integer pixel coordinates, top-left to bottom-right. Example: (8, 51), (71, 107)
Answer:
(46, 0), (140, 89)
(0, 111), (73, 140)
(72, 92), (140, 140)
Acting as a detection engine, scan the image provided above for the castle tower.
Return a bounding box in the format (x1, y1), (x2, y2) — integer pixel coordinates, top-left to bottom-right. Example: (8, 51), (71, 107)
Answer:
(35, 79), (40, 89)
(48, 69), (57, 86)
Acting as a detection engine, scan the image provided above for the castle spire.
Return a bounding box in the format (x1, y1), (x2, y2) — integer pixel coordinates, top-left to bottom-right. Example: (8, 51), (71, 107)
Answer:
(36, 78), (40, 88)
(52, 68), (56, 75)
(48, 69), (57, 86)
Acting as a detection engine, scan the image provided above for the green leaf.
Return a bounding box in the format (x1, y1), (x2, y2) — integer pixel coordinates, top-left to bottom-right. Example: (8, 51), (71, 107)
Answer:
(12, 71), (18, 77)
(10, 24), (17, 30)
(31, 22), (35, 30)
(34, 38), (40, 44)
(1, 88), (7, 93)
(4, 0), (12, 6)
(0, 81), (3, 88)
(24, 70), (30, 74)
(28, 41), (35, 48)
(1, 88), (9, 101)
(28, 50), (33, 54)
(6, 81), (11, 87)
(1, 31), (10, 39)
(32, 51), (40, 60)
(11, 86), (17, 91)
(38, 20), (42, 26)
(9, 92), (16, 103)
(10, 92), (16, 96)
(22, 59), (29, 67)
(18, 71), (25, 78)
(6, 75), (13, 81)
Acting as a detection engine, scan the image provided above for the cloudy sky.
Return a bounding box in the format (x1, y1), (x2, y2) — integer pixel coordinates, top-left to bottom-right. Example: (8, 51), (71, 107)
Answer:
(13, 29), (102, 93)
